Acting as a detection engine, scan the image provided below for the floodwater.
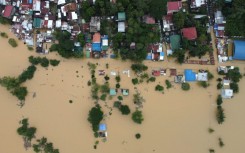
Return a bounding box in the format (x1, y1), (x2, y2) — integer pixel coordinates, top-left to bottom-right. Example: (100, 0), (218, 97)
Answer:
(0, 24), (245, 153)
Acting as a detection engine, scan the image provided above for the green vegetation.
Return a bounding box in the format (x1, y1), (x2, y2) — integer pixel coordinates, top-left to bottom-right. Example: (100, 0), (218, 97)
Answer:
(218, 138), (225, 147)
(100, 94), (107, 101)
(227, 67), (242, 83)
(135, 133), (141, 139)
(119, 105), (131, 115)
(155, 84), (164, 92)
(51, 29), (84, 58)
(88, 105), (104, 132)
(149, 0), (167, 19)
(216, 95), (223, 106)
(209, 149), (215, 153)
(199, 81), (209, 88)
(132, 78), (139, 85)
(17, 118), (36, 141)
(33, 137), (60, 153)
(131, 63), (148, 73)
(18, 65), (37, 84)
(50, 60), (60, 66)
(207, 71), (214, 80)
(217, 82), (223, 89)
(173, 11), (185, 29)
(118, 96), (123, 101)
(115, 75), (121, 82)
(230, 82), (239, 93)
(100, 84), (110, 93)
(147, 77), (156, 83)
(165, 80), (172, 89)
(0, 16), (11, 24)
(208, 128), (215, 133)
(8, 38), (18, 47)
(116, 83), (120, 89)
(113, 101), (121, 108)
(216, 106), (225, 124)
(133, 91), (145, 108)
(27, 46), (34, 51)
(11, 86), (28, 101)
(172, 49), (185, 64)
(0, 32), (8, 38)
(132, 110), (144, 124)
(104, 75), (110, 81)
(181, 83), (190, 91)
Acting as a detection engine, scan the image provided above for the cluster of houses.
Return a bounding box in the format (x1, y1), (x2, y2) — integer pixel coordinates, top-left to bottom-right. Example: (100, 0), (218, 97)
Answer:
(217, 66), (235, 99)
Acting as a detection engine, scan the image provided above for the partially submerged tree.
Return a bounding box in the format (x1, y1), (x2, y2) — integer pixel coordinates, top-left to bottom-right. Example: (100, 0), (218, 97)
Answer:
(88, 105), (104, 132)
(132, 110), (144, 124)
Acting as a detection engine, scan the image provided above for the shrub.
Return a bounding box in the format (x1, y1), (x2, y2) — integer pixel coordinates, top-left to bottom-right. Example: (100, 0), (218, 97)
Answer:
(115, 75), (121, 82)
(216, 95), (223, 105)
(209, 149), (215, 153)
(132, 110), (144, 124)
(0, 32), (8, 38)
(116, 83), (120, 89)
(199, 81), (209, 88)
(217, 82), (223, 89)
(27, 46), (34, 51)
(147, 77), (156, 83)
(17, 118), (36, 141)
(217, 78), (222, 82)
(135, 133), (141, 139)
(104, 75), (110, 81)
(208, 128), (214, 133)
(207, 71), (214, 80)
(100, 94), (107, 101)
(165, 80), (172, 89)
(50, 59), (60, 66)
(218, 138), (224, 147)
(181, 83), (190, 91)
(230, 82), (239, 93)
(155, 84), (164, 91)
(113, 101), (121, 108)
(118, 96), (123, 101)
(8, 38), (18, 47)
(40, 57), (49, 67)
(119, 105), (131, 115)
(132, 78), (139, 85)
(87, 80), (91, 86)
(88, 105), (104, 132)
(100, 84), (109, 93)
(28, 56), (40, 65)
(106, 63), (109, 69)
(216, 106), (225, 124)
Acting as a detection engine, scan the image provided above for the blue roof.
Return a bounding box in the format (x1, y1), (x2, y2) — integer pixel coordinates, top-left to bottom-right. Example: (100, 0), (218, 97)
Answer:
(160, 52), (164, 56)
(233, 40), (245, 60)
(102, 35), (108, 39)
(99, 124), (106, 131)
(92, 43), (101, 52)
(110, 89), (117, 95)
(28, 0), (32, 4)
(214, 24), (218, 30)
(184, 69), (196, 81)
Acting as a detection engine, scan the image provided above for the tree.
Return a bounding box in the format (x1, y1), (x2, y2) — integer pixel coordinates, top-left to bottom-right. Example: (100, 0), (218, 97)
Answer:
(77, 33), (86, 47)
(119, 105), (131, 115)
(17, 118), (36, 141)
(149, 0), (167, 19)
(115, 75), (121, 82)
(100, 94), (107, 101)
(131, 63), (148, 73)
(132, 110), (144, 124)
(216, 95), (223, 105)
(181, 83), (190, 91)
(88, 105), (104, 132)
(165, 80), (172, 89)
(147, 77), (156, 83)
(216, 106), (225, 124)
(40, 57), (49, 67)
(173, 11), (185, 29)
(199, 81), (209, 88)
(135, 133), (141, 139)
(227, 67), (242, 83)
(18, 65), (37, 83)
(173, 49), (185, 64)
(132, 78), (139, 85)
(230, 82), (239, 93)
(104, 75), (110, 81)
(217, 82), (223, 89)
(100, 84), (110, 93)
(8, 38), (18, 47)
(155, 84), (164, 91)
(49, 59), (60, 66)
(0, 76), (20, 90)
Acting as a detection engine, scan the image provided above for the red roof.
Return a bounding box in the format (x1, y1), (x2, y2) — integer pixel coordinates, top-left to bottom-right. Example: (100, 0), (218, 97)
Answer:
(181, 27), (197, 40)
(167, 1), (182, 14)
(93, 33), (101, 43)
(144, 15), (155, 24)
(152, 70), (160, 76)
(165, 14), (173, 23)
(3, 5), (13, 18)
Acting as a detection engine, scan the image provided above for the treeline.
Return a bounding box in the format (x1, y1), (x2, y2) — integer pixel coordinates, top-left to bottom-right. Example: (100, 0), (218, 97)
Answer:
(216, 0), (245, 37)
(17, 118), (59, 153)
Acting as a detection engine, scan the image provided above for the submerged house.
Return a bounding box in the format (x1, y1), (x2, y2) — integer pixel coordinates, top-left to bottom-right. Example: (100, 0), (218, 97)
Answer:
(110, 88), (117, 96)
(190, 0), (206, 8)
(98, 123), (108, 137)
(221, 89), (233, 99)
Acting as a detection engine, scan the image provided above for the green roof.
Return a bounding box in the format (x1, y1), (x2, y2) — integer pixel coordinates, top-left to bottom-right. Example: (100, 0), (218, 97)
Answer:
(118, 12), (126, 21)
(170, 35), (181, 51)
(86, 51), (90, 58)
(102, 46), (108, 51)
(33, 18), (41, 28)
(110, 89), (117, 96)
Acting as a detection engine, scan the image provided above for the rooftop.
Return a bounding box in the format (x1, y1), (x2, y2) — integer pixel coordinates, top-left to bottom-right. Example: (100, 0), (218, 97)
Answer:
(181, 27), (197, 40)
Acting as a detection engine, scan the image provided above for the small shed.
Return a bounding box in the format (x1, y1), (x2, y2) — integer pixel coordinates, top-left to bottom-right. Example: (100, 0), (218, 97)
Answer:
(197, 72), (208, 81)
(221, 89), (233, 99)
(152, 70), (161, 76)
(170, 69), (177, 76)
